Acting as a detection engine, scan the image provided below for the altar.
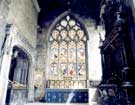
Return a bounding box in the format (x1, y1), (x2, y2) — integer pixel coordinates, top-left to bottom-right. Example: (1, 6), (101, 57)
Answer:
(44, 89), (88, 103)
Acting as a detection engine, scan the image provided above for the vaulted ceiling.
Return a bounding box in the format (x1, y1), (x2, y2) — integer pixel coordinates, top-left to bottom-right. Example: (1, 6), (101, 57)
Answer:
(37, 0), (104, 27)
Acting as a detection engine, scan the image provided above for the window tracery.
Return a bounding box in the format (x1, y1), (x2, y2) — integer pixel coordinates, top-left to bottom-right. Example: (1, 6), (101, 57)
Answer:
(48, 15), (87, 88)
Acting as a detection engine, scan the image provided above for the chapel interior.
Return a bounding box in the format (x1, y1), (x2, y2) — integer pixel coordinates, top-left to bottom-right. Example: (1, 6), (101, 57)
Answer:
(0, 0), (135, 105)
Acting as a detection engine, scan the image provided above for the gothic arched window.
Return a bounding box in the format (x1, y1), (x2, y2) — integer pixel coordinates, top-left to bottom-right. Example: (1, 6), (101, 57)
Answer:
(48, 15), (88, 89)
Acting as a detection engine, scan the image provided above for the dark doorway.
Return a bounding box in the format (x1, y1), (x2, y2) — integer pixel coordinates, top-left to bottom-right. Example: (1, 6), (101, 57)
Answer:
(6, 46), (30, 104)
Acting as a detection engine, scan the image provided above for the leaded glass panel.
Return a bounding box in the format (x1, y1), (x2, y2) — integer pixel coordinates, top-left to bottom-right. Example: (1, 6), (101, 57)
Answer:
(77, 41), (85, 62)
(52, 30), (59, 40)
(50, 63), (58, 79)
(68, 41), (76, 62)
(69, 20), (76, 27)
(50, 41), (58, 62)
(69, 30), (76, 40)
(59, 41), (67, 62)
(49, 15), (88, 88)
(60, 30), (67, 40)
(60, 63), (67, 76)
(68, 63), (76, 77)
(78, 63), (86, 79)
(61, 19), (68, 27)
(77, 30), (84, 40)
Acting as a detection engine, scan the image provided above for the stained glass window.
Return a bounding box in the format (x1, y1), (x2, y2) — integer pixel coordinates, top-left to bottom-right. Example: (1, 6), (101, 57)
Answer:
(49, 15), (88, 88)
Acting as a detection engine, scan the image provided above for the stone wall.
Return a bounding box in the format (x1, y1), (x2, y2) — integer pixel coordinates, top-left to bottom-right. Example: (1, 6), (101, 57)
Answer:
(0, 0), (10, 63)
(0, 0), (39, 104)
(36, 27), (48, 70)
(0, 0), (11, 101)
(7, 0), (38, 48)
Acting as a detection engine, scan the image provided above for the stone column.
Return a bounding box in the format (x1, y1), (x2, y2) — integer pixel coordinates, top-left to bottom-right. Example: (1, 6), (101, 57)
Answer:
(0, 0), (10, 70)
(28, 54), (36, 102)
(0, 24), (16, 105)
(0, 47), (13, 105)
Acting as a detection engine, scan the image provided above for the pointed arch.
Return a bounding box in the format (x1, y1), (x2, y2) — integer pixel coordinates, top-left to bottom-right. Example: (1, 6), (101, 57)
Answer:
(46, 11), (89, 89)
(46, 11), (89, 42)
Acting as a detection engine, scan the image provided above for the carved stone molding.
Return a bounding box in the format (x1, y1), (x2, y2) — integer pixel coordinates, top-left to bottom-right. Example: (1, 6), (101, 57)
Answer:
(3, 24), (36, 102)
(6, 24), (36, 59)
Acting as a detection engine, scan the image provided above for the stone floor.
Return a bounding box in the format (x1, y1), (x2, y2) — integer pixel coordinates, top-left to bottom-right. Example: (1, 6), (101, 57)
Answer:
(25, 103), (88, 105)
(24, 102), (99, 105)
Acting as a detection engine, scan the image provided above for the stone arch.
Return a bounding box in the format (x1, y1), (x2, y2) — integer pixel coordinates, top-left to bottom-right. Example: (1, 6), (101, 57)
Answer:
(44, 11), (90, 89)
(46, 11), (89, 42)
(8, 45), (32, 85)
(6, 45), (33, 104)
(12, 45), (33, 65)
(11, 44), (34, 86)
